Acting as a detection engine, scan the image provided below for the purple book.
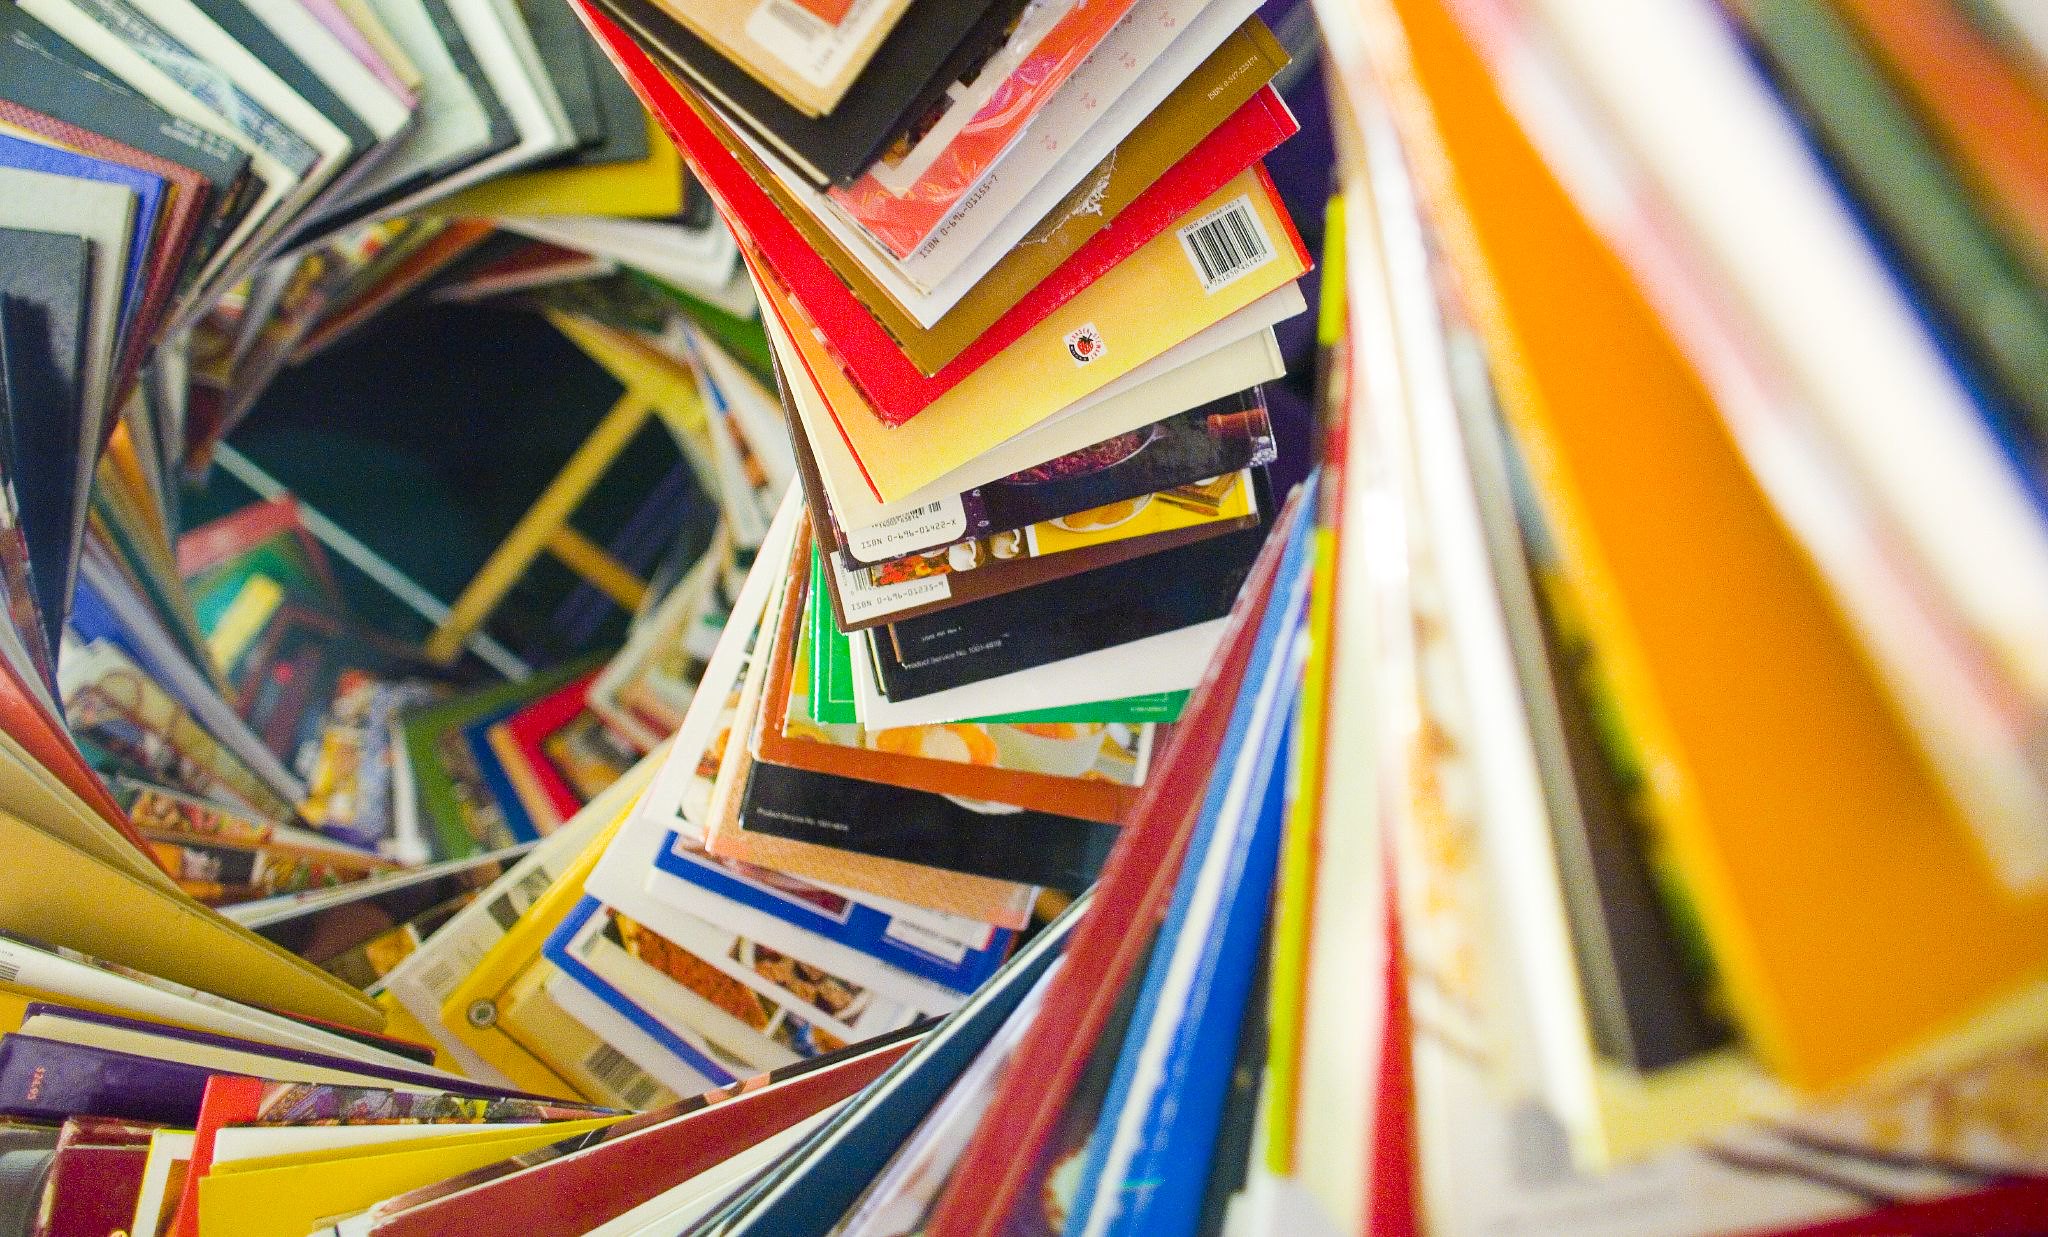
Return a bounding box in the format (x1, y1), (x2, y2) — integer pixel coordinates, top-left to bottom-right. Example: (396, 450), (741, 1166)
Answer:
(0, 1036), (216, 1124)
(9, 1005), (550, 1113)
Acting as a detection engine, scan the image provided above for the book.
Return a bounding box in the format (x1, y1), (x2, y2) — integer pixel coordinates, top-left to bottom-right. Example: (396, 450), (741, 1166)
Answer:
(585, 0), (1015, 187)
(922, 484), (1305, 1236)
(821, 0), (1143, 258)
(641, 0), (913, 119)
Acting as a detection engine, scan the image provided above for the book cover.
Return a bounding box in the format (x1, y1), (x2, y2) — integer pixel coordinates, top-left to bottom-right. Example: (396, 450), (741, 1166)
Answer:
(821, 390), (1274, 566)
(757, 558), (1148, 824)
(644, 830), (1010, 1002)
(816, 470), (1265, 634)
(823, 0), (1141, 257)
(37, 1116), (156, 1237)
(737, 756), (1116, 893)
(641, 0), (913, 118)
(0, 1035), (227, 1125)
(871, 517), (1269, 703)
(586, 0), (1012, 186)
(690, 27), (1290, 375)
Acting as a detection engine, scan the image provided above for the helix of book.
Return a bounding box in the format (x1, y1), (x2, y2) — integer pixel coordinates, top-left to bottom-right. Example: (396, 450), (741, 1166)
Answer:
(3, 0), (2048, 1233)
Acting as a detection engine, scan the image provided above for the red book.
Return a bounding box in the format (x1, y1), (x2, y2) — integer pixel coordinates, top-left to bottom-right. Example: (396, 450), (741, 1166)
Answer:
(0, 650), (159, 872)
(34, 1117), (158, 1237)
(920, 488), (1305, 1237)
(498, 672), (600, 823)
(573, 0), (1297, 427)
(357, 1033), (918, 1237)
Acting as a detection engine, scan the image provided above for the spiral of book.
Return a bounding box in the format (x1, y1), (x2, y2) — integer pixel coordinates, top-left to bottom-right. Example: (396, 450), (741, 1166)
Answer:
(1, 0), (2047, 1233)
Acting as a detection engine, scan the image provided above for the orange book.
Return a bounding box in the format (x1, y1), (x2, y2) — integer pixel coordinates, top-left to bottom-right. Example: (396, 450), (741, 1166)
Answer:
(1351, 0), (2048, 1093)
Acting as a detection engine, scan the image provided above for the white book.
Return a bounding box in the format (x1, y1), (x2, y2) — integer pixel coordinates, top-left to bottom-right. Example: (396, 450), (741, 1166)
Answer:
(327, 0), (494, 207)
(366, 0), (575, 217)
(846, 617), (1228, 731)
(495, 215), (750, 314)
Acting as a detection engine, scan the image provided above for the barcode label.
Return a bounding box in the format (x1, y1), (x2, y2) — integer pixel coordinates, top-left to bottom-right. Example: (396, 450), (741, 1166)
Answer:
(1178, 195), (1276, 294)
(0, 958), (18, 985)
(845, 496), (968, 564)
(583, 1042), (664, 1109)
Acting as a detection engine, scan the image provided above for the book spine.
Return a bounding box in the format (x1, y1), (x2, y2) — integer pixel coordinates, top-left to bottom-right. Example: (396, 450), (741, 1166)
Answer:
(0, 1038), (215, 1126)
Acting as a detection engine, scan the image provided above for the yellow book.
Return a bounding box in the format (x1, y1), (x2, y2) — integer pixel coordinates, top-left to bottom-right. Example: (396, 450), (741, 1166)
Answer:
(425, 114), (687, 218)
(438, 805), (631, 1098)
(1260, 194), (1346, 1180)
(0, 725), (175, 893)
(0, 809), (383, 1032)
(197, 1119), (616, 1237)
(495, 957), (678, 1110)
(1358, 0), (2048, 1105)
(764, 167), (1310, 506)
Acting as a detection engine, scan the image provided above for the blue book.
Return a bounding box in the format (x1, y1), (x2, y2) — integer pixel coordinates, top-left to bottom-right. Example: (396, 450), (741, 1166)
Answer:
(543, 894), (747, 1089)
(0, 132), (162, 341)
(710, 892), (1086, 1236)
(461, 698), (543, 843)
(649, 828), (1012, 997)
(1061, 485), (1316, 1237)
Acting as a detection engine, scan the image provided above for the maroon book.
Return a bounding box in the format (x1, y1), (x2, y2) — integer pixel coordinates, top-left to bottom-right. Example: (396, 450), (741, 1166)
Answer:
(360, 1031), (920, 1237)
(33, 1117), (157, 1237)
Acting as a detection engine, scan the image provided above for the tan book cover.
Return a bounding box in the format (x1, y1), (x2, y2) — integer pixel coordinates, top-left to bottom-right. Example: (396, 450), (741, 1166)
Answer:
(646, 0), (913, 118)
(698, 19), (1286, 374)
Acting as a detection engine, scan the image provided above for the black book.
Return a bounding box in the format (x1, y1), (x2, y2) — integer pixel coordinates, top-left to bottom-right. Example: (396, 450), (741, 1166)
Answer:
(739, 756), (1116, 893)
(0, 5), (257, 266)
(592, 0), (1022, 187)
(188, 0), (374, 165)
(0, 228), (90, 654)
(514, 0), (604, 153)
(0, 299), (57, 687)
(575, 20), (650, 168)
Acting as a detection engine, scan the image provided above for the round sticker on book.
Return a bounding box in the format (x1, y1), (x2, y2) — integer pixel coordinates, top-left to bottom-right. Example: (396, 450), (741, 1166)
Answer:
(1065, 323), (1106, 365)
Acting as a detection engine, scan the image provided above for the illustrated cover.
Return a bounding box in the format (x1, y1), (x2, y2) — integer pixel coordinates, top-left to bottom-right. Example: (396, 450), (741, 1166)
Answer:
(645, 830), (1010, 1003)
(60, 634), (298, 826)
(546, 896), (871, 1088)
(695, 25), (1289, 372)
(589, 0), (1015, 186)
(824, 0), (1143, 257)
(401, 654), (609, 858)
(493, 669), (631, 823)
(820, 389), (1274, 565)
(759, 555), (1150, 824)
(819, 470), (1264, 633)
(643, 0), (913, 118)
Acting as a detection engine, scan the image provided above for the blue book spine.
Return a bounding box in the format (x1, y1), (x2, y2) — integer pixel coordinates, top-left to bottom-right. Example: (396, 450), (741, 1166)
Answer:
(541, 894), (741, 1087)
(1061, 487), (1316, 1237)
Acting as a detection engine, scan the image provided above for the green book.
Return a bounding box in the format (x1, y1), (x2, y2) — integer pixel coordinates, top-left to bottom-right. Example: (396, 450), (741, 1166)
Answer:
(1744, 0), (2048, 444)
(803, 547), (1187, 727)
